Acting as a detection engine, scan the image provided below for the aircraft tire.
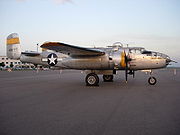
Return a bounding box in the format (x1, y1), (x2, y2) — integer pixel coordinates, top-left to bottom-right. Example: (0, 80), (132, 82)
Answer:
(148, 77), (157, 85)
(103, 75), (113, 82)
(86, 73), (99, 86)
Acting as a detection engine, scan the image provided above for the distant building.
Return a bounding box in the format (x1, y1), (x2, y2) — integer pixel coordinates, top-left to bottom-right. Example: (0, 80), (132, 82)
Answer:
(0, 56), (35, 69)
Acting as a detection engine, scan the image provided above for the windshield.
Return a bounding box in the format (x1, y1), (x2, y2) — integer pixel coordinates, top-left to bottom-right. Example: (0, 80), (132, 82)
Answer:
(141, 50), (169, 59)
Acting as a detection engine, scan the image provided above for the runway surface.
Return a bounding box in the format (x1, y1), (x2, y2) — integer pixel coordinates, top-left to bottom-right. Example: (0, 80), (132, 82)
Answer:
(0, 69), (180, 135)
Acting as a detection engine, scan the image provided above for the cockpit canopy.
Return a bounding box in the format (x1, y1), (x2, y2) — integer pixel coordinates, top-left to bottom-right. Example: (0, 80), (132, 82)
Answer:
(129, 47), (169, 59)
(141, 50), (169, 59)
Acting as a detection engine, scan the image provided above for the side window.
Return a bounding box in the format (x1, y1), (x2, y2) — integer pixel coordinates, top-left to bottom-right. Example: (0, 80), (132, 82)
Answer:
(136, 50), (142, 54)
(142, 51), (152, 56)
(130, 49), (136, 54)
(152, 52), (157, 57)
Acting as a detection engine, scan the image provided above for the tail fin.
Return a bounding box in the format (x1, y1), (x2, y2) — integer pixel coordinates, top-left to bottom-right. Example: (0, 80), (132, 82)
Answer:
(6, 33), (21, 59)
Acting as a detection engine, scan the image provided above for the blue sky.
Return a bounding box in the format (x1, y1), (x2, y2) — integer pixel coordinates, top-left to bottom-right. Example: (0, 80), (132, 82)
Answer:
(0, 0), (180, 66)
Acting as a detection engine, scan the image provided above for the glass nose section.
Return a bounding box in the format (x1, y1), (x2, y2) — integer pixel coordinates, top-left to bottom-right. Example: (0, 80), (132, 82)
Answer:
(154, 52), (170, 65)
(165, 56), (171, 65)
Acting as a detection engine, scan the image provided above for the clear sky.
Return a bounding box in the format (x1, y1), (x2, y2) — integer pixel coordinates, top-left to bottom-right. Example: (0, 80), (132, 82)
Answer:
(0, 0), (180, 66)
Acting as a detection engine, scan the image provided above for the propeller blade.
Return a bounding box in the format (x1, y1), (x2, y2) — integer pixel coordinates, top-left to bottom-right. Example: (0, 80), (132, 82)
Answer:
(125, 68), (128, 83)
(124, 51), (128, 83)
(123, 49), (133, 83)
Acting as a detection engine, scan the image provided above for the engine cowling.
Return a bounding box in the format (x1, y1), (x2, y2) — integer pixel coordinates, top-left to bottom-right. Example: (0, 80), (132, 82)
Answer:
(110, 50), (127, 69)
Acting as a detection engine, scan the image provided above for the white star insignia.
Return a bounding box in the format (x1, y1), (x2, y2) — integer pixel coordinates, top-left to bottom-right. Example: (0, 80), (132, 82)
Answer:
(48, 54), (57, 64)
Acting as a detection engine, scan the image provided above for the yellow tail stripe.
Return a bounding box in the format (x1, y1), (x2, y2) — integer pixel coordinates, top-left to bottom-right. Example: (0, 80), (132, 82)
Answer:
(7, 38), (20, 45)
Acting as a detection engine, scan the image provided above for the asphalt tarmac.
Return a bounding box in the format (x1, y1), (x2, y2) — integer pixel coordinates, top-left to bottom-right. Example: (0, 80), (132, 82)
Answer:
(0, 69), (180, 135)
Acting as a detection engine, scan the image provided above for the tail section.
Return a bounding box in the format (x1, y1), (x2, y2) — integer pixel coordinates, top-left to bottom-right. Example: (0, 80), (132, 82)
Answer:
(6, 33), (21, 59)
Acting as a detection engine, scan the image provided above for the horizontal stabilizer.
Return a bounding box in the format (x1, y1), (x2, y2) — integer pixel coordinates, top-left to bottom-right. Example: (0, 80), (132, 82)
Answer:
(22, 52), (40, 56)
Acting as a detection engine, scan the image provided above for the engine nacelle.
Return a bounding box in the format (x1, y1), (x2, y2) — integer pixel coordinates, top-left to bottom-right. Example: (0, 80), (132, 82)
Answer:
(110, 50), (126, 69)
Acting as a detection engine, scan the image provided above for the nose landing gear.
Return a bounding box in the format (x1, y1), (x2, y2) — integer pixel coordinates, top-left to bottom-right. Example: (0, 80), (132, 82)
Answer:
(148, 76), (157, 85)
(147, 70), (157, 85)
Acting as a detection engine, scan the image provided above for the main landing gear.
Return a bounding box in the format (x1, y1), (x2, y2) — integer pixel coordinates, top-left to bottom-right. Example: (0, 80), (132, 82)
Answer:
(103, 75), (113, 82)
(85, 73), (114, 86)
(85, 73), (99, 86)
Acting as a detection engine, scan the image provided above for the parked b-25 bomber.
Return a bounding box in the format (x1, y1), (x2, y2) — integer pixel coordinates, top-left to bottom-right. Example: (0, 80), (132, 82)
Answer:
(6, 33), (176, 86)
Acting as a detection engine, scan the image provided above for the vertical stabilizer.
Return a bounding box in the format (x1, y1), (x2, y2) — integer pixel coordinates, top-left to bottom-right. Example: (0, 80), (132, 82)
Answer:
(6, 33), (21, 59)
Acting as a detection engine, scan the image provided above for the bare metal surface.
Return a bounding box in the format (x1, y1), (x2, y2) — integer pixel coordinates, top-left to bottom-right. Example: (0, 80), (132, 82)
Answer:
(0, 69), (180, 135)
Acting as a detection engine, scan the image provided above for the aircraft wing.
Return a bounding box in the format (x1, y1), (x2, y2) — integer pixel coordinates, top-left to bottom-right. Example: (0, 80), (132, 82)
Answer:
(41, 42), (105, 57)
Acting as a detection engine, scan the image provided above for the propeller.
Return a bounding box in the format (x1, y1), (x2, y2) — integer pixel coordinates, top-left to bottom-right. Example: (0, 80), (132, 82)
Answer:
(124, 51), (132, 83)
(124, 52), (128, 83)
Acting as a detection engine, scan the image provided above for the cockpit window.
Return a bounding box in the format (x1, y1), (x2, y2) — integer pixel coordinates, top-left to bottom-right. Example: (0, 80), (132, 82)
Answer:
(151, 52), (157, 56)
(141, 51), (152, 54)
(130, 49), (141, 54)
(156, 52), (168, 59)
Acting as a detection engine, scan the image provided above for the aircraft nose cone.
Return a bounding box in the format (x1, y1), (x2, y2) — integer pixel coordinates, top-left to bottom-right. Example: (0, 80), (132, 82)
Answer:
(165, 56), (171, 65)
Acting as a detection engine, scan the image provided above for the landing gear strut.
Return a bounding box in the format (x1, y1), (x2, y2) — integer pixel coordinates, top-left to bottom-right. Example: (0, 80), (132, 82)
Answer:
(103, 75), (113, 82)
(85, 73), (99, 86)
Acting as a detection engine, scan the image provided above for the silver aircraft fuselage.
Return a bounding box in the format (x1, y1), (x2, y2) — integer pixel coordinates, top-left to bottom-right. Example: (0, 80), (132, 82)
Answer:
(20, 46), (169, 70)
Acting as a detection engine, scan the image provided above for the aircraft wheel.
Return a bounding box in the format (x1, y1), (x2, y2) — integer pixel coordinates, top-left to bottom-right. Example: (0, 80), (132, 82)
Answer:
(148, 77), (157, 85)
(86, 73), (99, 86)
(103, 75), (113, 82)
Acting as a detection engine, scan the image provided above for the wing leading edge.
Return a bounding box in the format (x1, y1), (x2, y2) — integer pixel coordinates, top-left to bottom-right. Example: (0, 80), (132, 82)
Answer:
(40, 42), (105, 57)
